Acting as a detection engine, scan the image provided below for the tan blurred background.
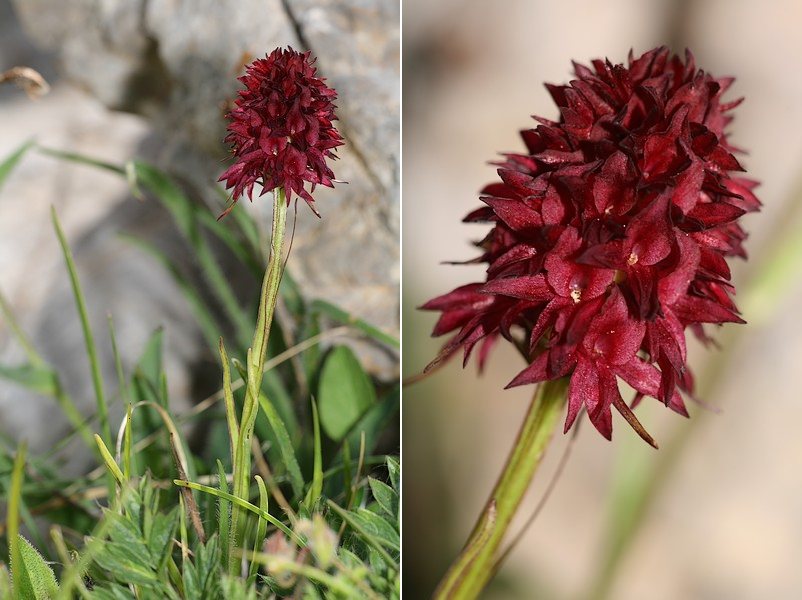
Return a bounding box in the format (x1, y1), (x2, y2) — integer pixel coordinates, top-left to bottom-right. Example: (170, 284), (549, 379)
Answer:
(403, 1), (802, 598)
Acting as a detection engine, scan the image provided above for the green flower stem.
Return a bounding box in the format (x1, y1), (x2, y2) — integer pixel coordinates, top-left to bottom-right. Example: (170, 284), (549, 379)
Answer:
(229, 187), (288, 575)
(433, 378), (568, 600)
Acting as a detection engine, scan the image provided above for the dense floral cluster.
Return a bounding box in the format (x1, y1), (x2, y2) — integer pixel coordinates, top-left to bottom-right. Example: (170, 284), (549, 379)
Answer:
(219, 46), (343, 216)
(423, 47), (759, 445)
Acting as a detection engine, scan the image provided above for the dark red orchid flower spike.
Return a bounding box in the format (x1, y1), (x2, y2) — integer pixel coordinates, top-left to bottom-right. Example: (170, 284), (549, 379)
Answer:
(219, 46), (344, 217)
(422, 47), (759, 446)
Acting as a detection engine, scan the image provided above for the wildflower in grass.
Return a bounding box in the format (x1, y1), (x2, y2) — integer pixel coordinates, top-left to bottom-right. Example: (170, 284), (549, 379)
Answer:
(219, 46), (343, 216)
(423, 47), (759, 445)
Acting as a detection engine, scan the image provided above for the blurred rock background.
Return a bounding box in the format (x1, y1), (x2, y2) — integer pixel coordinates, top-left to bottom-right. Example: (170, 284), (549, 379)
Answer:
(404, 1), (802, 599)
(0, 0), (398, 467)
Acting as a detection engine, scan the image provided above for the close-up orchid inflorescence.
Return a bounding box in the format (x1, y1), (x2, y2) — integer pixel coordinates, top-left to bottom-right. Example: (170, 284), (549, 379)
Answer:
(219, 46), (344, 217)
(423, 46), (760, 446)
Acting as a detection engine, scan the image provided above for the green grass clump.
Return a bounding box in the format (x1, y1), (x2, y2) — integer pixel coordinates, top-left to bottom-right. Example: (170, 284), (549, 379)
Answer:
(0, 142), (399, 599)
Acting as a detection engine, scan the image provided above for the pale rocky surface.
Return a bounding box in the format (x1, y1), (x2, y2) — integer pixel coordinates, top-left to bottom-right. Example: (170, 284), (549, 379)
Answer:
(10, 0), (399, 335)
(404, 1), (802, 599)
(0, 0), (398, 467)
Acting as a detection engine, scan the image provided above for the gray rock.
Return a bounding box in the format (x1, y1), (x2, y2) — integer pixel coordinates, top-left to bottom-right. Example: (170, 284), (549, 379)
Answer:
(0, 0), (398, 467)
(11, 0), (400, 349)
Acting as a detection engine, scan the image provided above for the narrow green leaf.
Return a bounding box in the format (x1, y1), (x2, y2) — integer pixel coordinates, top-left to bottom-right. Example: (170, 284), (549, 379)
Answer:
(247, 476), (269, 583)
(387, 456), (400, 493)
(0, 289), (42, 366)
(0, 363), (59, 396)
(94, 434), (125, 485)
(38, 146), (125, 175)
(7, 441), (26, 599)
(108, 315), (135, 482)
(52, 207), (111, 452)
(134, 328), (164, 393)
(123, 235), (221, 354)
(305, 399), (323, 509)
(131, 161), (253, 341)
(173, 479), (301, 546)
(318, 346), (377, 441)
(217, 460), (231, 570)
(0, 139), (33, 191)
(0, 363), (95, 452)
(219, 339), (239, 464)
(311, 299), (399, 349)
(196, 209), (261, 275)
(256, 392), (303, 498)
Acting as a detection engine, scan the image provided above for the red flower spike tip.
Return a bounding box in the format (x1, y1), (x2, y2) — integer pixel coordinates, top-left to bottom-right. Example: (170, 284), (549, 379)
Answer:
(219, 46), (344, 217)
(422, 47), (759, 445)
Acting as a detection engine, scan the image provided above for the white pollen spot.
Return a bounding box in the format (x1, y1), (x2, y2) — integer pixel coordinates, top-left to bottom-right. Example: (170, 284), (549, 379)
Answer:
(570, 288), (582, 303)
(627, 253), (639, 266)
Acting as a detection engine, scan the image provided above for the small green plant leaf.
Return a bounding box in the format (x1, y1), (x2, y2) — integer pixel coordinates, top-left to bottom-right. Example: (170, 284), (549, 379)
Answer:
(318, 346), (377, 441)
(216, 460), (231, 569)
(147, 509), (180, 571)
(257, 392), (304, 498)
(304, 399), (324, 510)
(352, 508), (400, 552)
(94, 434), (125, 485)
(0, 139), (33, 192)
(387, 456), (400, 493)
(7, 441), (26, 598)
(325, 500), (397, 569)
(12, 535), (59, 599)
(369, 478), (398, 519)
(124, 235), (221, 354)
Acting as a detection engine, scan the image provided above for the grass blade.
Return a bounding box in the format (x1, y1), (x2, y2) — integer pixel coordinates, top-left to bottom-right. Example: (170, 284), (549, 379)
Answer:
(0, 140), (33, 192)
(38, 146), (124, 175)
(256, 392), (303, 498)
(217, 460), (231, 569)
(304, 399), (323, 510)
(247, 476), (269, 583)
(122, 235), (222, 354)
(0, 289), (42, 366)
(94, 434), (125, 485)
(7, 441), (26, 599)
(131, 162), (253, 342)
(173, 479), (302, 546)
(219, 339), (240, 464)
(311, 300), (399, 349)
(51, 207), (111, 451)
